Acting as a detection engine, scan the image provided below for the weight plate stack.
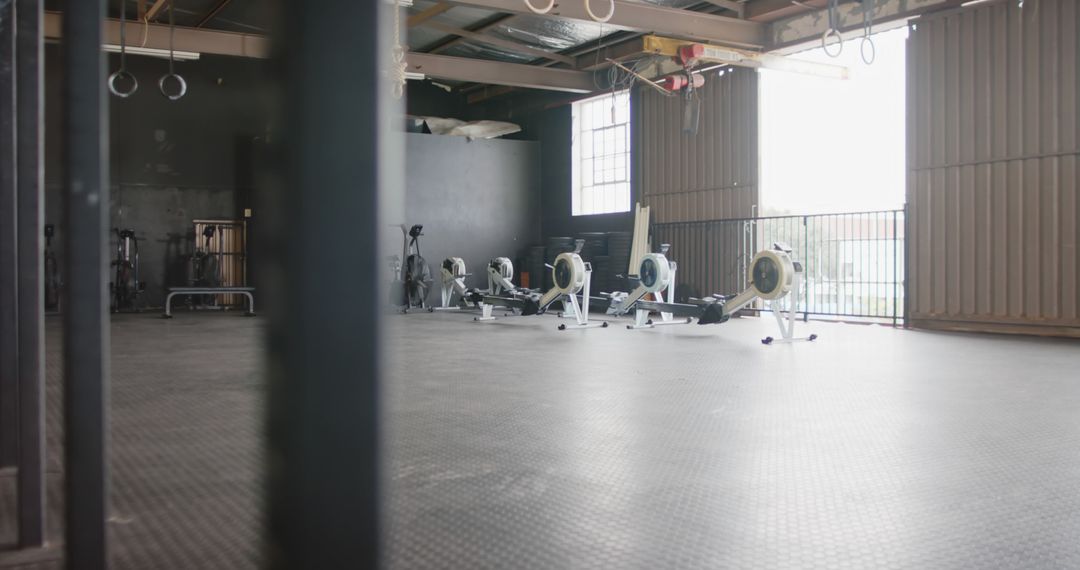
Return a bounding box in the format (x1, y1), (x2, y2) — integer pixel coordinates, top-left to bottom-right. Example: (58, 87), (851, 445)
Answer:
(606, 231), (633, 292)
(591, 255), (611, 294)
(527, 245), (547, 290)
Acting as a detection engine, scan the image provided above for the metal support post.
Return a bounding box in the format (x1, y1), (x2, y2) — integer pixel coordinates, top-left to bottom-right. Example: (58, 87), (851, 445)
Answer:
(62, 0), (110, 567)
(15, 0), (45, 548)
(0, 0), (18, 469)
(264, 0), (393, 567)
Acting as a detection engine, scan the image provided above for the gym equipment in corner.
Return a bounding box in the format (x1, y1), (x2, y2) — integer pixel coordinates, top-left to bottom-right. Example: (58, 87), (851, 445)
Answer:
(435, 257), (484, 311)
(535, 239), (608, 331)
(110, 228), (145, 312)
(607, 244), (694, 329)
(393, 224), (432, 312)
(695, 243), (817, 345)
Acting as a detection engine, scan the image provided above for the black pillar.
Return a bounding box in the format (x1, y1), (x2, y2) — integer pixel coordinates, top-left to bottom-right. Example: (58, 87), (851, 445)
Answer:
(62, 0), (110, 567)
(265, 0), (398, 567)
(14, 0), (45, 549)
(0, 0), (19, 470)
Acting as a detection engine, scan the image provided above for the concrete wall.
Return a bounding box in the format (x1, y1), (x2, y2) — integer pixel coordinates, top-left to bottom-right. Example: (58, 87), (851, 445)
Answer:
(44, 47), (269, 307)
(395, 133), (541, 293)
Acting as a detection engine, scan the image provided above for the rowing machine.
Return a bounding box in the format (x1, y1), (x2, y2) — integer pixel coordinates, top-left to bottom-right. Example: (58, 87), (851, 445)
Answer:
(534, 240), (608, 330)
(607, 244), (694, 329)
(435, 257), (484, 311)
(697, 243), (817, 344)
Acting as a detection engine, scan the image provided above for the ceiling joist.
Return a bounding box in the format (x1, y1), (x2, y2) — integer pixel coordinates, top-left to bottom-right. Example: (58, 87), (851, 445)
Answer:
(444, 0), (764, 48)
(420, 20), (576, 65)
(42, 12), (598, 94)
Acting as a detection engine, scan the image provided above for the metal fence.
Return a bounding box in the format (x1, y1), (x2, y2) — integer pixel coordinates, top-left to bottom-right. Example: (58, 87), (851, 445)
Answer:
(652, 209), (906, 323)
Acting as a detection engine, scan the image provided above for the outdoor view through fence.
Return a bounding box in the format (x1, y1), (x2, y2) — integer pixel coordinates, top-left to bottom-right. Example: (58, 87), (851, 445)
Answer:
(653, 210), (905, 323)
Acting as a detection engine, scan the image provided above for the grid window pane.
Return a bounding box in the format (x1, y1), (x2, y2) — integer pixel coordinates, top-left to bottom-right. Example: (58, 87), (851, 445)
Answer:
(572, 90), (632, 216)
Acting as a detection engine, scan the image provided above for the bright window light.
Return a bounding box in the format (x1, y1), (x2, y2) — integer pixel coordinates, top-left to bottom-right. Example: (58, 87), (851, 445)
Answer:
(760, 27), (909, 216)
(571, 90), (631, 216)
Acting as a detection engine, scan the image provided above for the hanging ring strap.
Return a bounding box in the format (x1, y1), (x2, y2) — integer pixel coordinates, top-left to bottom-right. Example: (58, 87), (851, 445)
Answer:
(524, 0), (555, 14)
(584, 0), (615, 22)
(822, 0), (843, 58)
(159, 0), (187, 100)
(109, 0), (138, 97)
(860, 0), (876, 65)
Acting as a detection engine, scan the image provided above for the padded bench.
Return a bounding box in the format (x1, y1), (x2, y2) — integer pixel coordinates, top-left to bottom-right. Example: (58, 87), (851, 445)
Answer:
(163, 287), (256, 318)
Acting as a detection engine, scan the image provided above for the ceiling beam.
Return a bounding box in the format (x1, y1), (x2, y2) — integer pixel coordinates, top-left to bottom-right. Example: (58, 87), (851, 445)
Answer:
(444, 0), (764, 48)
(44, 11), (270, 57)
(746, 0), (820, 22)
(767, 0), (968, 50)
(406, 52), (595, 92)
(700, 0), (745, 18)
(427, 13), (512, 54)
(144, 0), (168, 22)
(407, 2), (453, 27)
(196, 0), (235, 28)
(421, 20), (576, 65)
(43, 12), (597, 93)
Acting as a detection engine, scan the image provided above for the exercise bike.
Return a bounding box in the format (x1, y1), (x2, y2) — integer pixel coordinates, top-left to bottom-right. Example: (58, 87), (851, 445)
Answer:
(392, 224), (431, 312)
(110, 227), (145, 312)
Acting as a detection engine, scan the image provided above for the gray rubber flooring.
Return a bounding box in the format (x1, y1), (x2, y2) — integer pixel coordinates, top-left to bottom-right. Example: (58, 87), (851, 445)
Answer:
(2, 311), (1080, 569)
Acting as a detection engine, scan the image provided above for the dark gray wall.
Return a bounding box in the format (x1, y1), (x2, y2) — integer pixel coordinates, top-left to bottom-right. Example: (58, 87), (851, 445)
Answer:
(397, 133), (540, 292)
(44, 47), (269, 307)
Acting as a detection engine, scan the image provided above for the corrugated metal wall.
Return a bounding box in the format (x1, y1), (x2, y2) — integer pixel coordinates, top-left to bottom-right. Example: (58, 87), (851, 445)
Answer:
(637, 67), (758, 224)
(907, 0), (1079, 335)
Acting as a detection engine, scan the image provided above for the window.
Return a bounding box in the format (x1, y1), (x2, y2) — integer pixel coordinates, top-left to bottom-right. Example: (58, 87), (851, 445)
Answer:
(572, 90), (631, 216)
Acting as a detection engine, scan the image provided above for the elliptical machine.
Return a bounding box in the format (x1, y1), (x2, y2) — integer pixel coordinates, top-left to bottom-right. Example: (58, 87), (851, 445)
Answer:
(110, 228), (144, 312)
(394, 224), (431, 312)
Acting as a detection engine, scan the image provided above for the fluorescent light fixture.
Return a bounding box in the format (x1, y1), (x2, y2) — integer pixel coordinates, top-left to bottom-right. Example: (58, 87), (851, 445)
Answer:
(103, 44), (201, 61)
(404, 71), (425, 81)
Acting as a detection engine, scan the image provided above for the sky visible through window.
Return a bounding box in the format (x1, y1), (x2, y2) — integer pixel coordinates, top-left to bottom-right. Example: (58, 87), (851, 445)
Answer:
(760, 27), (909, 216)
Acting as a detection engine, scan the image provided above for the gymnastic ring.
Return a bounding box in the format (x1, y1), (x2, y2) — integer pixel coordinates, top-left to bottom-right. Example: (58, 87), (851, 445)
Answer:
(158, 73), (188, 101)
(523, 0), (555, 14)
(860, 36), (876, 65)
(584, 0), (614, 22)
(108, 70), (138, 98)
(821, 29), (843, 58)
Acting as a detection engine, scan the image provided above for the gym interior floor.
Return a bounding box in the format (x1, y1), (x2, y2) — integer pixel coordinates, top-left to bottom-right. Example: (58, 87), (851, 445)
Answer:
(1, 310), (1079, 569)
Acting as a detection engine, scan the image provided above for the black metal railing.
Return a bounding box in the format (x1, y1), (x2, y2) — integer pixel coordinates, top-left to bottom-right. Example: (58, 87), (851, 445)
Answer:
(652, 209), (906, 323)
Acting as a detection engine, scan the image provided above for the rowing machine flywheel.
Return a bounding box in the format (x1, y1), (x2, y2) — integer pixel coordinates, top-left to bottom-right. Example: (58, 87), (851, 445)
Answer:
(638, 253), (671, 293)
(491, 257), (514, 279)
(552, 252), (586, 294)
(443, 257), (467, 279)
(748, 249), (795, 300)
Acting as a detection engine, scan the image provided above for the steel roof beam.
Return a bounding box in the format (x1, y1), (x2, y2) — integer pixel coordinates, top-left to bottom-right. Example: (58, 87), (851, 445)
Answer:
(406, 52), (595, 92)
(766, 0), (967, 50)
(444, 0), (763, 48)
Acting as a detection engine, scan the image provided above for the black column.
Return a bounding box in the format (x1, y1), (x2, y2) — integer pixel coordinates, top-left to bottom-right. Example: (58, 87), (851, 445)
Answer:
(14, 0), (45, 548)
(0, 0), (19, 470)
(62, 0), (109, 567)
(264, 0), (398, 567)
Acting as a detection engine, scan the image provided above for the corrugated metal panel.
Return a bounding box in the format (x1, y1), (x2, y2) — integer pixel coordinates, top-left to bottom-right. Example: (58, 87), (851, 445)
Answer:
(637, 67), (759, 224)
(907, 0), (1079, 333)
